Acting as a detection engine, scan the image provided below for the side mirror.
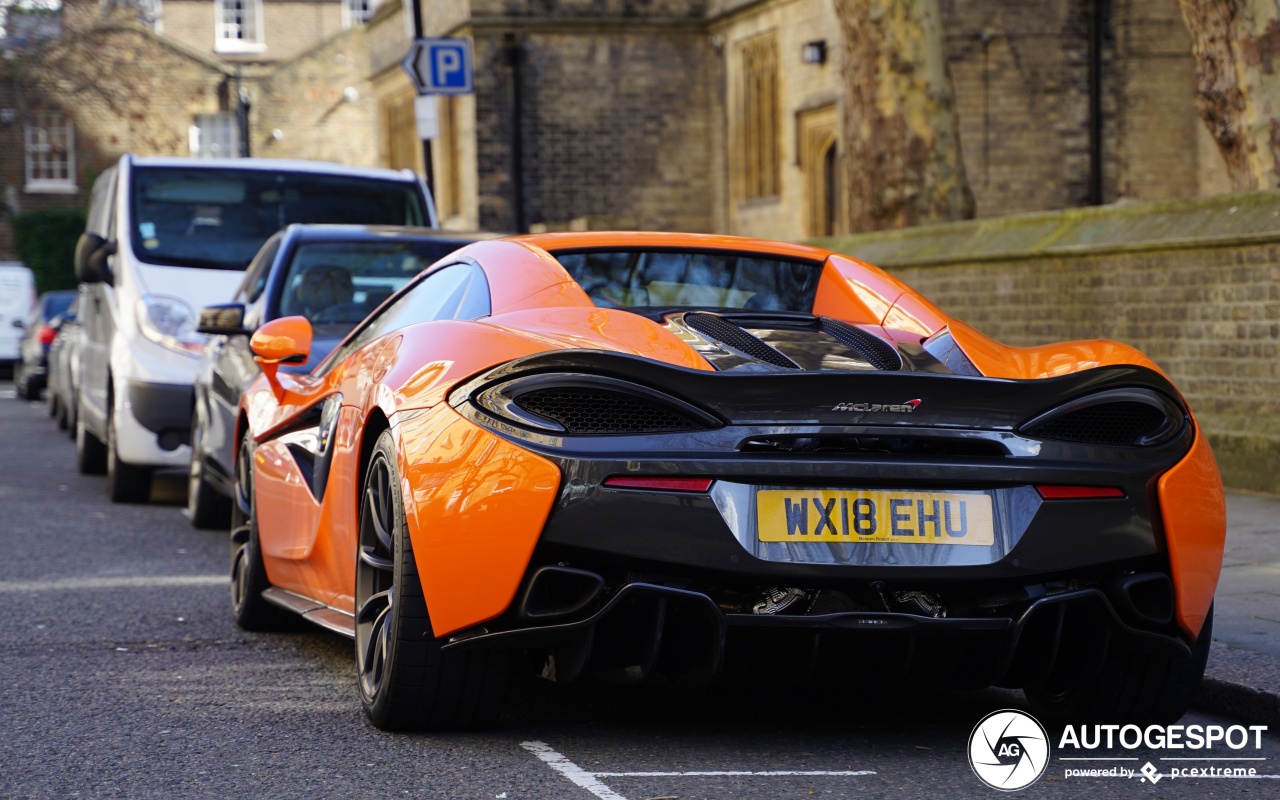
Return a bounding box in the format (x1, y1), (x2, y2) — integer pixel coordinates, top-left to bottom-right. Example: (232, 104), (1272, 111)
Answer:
(250, 316), (312, 401)
(197, 303), (250, 336)
(250, 315), (312, 365)
(75, 232), (117, 285)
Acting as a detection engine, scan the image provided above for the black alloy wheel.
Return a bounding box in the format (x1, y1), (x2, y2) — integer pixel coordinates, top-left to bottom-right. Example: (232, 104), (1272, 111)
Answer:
(354, 429), (510, 731)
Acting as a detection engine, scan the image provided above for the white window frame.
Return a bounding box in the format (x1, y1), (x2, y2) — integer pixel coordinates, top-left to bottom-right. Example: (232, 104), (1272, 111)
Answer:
(24, 110), (77, 194)
(214, 0), (264, 53)
(189, 112), (241, 159)
(341, 0), (372, 29)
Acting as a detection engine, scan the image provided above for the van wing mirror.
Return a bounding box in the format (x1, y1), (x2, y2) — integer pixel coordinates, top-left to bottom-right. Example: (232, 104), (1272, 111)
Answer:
(197, 303), (250, 336)
(74, 233), (117, 285)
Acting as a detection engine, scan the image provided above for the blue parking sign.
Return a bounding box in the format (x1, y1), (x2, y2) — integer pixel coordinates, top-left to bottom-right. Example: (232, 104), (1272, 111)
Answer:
(403, 38), (474, 96)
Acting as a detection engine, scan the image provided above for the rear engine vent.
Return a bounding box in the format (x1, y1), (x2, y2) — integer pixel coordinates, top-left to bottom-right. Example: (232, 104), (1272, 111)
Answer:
(683, 313), (800, 369)
(515, 388), (707, 434)
(1023, 401), (1171, 446)
(739, 434), (1006, 458)
(818, 317), (903, 371)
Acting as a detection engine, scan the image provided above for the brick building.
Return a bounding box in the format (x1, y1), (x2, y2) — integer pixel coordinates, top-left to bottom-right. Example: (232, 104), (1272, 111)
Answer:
(0, 0), (387, 256)
(400, 0), (1229, 236)
(0, 0), (1232, 253)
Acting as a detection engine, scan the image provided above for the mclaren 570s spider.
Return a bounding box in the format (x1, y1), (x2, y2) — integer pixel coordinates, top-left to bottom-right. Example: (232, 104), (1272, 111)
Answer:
(230, 231), (1224, 731)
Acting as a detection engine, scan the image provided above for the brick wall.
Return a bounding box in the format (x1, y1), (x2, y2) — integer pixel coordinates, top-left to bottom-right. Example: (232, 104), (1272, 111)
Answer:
(161, 0), (344, 63)
(252, 28), (382, 166)
(819, 191), (1280, 494)
(468, 23), (715, 234)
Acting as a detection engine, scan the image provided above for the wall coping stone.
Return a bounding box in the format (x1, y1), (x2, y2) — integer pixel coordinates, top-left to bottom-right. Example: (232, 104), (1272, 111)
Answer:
(813, 191), (1280, 267)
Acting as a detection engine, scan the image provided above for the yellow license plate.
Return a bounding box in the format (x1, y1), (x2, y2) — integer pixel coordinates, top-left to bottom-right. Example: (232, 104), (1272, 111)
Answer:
(757, 489), (994, 546)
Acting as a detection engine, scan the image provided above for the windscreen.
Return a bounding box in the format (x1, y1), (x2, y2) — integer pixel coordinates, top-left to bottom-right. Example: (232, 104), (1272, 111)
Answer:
(275, 239), (469, 337)
(129, 167), (427, 271)
(555, 249), (823, 313)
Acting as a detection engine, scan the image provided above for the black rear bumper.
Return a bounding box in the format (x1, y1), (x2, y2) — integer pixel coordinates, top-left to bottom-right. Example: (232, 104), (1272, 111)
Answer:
(444, 578), (1189, 691)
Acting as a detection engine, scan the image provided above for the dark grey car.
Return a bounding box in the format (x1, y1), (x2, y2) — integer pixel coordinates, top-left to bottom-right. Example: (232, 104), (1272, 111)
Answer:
(188, 224), (492, 528)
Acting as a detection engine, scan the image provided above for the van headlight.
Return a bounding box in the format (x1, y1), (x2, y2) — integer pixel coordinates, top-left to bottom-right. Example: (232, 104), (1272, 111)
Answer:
(136, 294), (204, 356)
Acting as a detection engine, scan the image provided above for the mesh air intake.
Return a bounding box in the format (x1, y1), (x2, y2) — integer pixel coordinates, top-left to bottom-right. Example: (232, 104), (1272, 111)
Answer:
(818, 318), (903, 371)
(514, 388), (707, 434)
(683, 313), (800, 369)
(1023, 402), (1170, 446)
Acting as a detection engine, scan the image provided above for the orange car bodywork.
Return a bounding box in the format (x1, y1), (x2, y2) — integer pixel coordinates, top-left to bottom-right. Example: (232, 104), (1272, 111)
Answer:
(240, 232), (1224, 641)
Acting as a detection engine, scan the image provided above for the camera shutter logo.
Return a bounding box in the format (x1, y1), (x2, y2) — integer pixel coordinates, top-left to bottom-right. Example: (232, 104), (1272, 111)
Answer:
(968, 709), (1050, 791)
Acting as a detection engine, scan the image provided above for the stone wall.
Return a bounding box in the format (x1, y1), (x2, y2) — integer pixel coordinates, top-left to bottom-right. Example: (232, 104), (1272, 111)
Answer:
(252, 28), (382, 167)
(818, 191), (1280, 494)
(467, 16), (715, 234)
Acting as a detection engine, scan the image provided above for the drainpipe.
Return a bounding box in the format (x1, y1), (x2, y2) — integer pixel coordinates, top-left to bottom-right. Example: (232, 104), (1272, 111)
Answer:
(504, 33), (525, 233)
(235, 66), (251, 157)
(1087, 0), (1109, 205)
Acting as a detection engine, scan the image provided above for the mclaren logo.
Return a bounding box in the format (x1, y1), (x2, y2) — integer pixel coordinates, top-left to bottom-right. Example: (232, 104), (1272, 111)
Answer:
(832, 399), (922, 413)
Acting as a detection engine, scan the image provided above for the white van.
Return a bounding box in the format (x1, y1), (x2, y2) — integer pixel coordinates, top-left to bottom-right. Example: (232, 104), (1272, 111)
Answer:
(0, 262), (36, 374)
(74, 155), (436, 502)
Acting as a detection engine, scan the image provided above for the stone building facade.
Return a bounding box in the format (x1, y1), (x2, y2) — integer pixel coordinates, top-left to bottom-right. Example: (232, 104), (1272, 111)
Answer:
(407, 0), (1230, 236)
(0, 0), (385, 257)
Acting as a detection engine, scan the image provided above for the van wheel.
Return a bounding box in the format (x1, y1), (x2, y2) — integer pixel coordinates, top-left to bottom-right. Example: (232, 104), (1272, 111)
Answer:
(75, 402), (107, 475)
(106, 410), (151, 503)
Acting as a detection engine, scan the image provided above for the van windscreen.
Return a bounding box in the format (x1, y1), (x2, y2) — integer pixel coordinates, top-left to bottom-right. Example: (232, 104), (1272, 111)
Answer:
(129, 167), (426, 271)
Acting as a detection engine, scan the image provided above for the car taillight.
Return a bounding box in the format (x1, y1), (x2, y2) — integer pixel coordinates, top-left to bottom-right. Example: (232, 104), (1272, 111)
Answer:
(1035, 485), (1126, 500)
(38, 325), (57, 345)
(603, 476), (713, 493)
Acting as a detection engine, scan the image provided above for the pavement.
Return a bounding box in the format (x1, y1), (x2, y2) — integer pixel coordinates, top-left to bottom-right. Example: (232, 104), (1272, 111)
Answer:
(1194, 491), (1280, 727)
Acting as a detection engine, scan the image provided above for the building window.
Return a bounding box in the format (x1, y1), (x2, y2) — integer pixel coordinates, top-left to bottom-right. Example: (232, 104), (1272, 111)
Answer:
(190, 113), (240, 158)
(215, 0), (262, 52)
(740, 35), (779, 200)
(24, 110), (76, 193)
(341, 0), (372, 28)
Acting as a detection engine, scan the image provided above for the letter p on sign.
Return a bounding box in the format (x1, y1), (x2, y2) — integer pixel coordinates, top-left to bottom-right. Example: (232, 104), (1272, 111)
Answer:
(403, 38), (474, 95)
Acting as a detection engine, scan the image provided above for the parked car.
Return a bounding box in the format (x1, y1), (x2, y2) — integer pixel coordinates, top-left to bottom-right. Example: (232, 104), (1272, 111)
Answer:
(0, 262), (36, 378)
(47, 290), (84, 434)
(13, 290), (76, 400)
(188, 224), (491, 528)
(230, 231), (1224, 731)
(72, 154), (438, 504)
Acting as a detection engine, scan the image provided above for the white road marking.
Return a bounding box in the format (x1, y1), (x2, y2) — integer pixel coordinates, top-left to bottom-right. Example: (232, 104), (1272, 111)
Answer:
(0, 575), (226, 593)
(520, 740), (877, 800)
(520, 741), (630, 800)
(594, 770), (877, 777)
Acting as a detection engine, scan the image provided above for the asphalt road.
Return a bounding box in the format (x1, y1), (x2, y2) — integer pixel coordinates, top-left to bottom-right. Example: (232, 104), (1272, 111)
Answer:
(1, 387), (1277, 800)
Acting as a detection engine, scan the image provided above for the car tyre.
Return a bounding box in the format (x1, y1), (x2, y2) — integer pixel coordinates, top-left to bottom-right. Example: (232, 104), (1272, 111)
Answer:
(16, 365), (39, 401)
(355, 429), (510, 731)
(230, 430), (292, 631)
(75, 401), (107, 475)
(1025, 605), (1213, 725)
(106, 409), (152, 503)
(188, 410), (231, 529)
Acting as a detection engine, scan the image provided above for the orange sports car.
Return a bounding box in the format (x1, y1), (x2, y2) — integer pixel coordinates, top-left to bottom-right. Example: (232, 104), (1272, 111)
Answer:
(230, 231), (1224, 730)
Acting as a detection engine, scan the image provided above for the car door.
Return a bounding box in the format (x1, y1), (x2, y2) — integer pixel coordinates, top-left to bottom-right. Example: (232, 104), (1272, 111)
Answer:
(76, 168), (119, 435)
(252, 262), (490, 610)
